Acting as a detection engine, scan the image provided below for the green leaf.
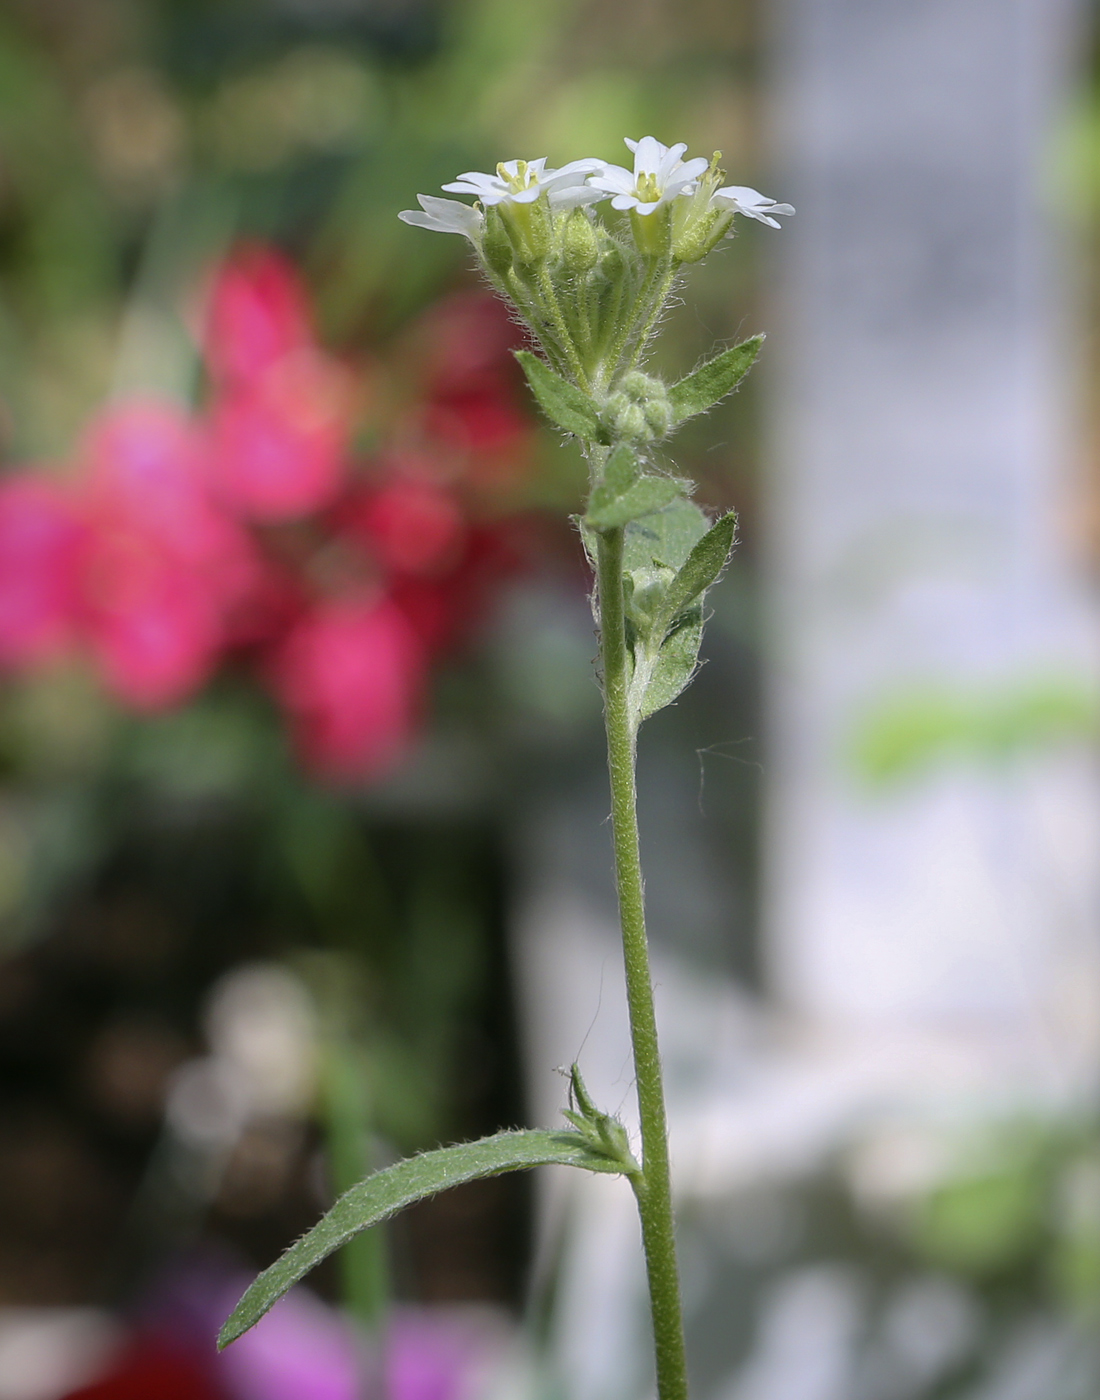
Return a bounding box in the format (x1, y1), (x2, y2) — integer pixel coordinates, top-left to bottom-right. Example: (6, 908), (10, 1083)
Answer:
(623, 498), (709, 574)
(668, 336), (763, 424)
(654, 511), (737, 628)
(218, 1129), (621, 1348)
(638, 610), (704, 719)
(514, 350), (602, 439)
(595, 443), (640, 499)
(587, 476), (687, 531)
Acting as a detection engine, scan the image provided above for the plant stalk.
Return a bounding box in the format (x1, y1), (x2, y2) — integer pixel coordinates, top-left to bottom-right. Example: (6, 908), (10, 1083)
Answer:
(595, 525), (689, 1400)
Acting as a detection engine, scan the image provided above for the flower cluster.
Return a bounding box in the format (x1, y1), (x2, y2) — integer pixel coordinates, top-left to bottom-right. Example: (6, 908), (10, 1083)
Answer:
(401, 137), (792, 398)
(0, 247), (533, 780)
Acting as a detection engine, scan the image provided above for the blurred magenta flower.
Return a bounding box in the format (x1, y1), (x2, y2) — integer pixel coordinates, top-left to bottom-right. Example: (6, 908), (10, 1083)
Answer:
(0, 474), (86, 667)
(207, 349), (353, 521)
(0, 244), (535, 780)
(269, 597), (425, 780)
(203, 243), (315, 391)
(79, 399), (261, 708)
(341, 476), (466, 577)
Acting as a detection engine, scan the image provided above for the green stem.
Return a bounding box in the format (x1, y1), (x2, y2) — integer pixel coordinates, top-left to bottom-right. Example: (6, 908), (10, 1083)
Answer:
(595, 525), (688, 1400)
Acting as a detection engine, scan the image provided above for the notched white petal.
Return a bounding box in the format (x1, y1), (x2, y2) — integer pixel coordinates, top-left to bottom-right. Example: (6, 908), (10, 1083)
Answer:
(398, 194), (483, 240)
(714, 184), (795, 228)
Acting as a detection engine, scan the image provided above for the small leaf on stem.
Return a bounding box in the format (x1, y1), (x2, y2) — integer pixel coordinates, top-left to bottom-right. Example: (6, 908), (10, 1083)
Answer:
(668, 336), (763, 425)
(638, 610), (704, 720)
(587, 476), (688, 531)
(623, 498), (710, 573)
(515, 350), (602, 439)
(654, 511), (737, 629)
(218, 1129), (623, 1349)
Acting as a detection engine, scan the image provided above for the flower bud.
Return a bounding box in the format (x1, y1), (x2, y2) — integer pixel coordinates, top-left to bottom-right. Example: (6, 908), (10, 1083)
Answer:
(602, 372), (672, 442)
(599, 241), (626, 282)
(626, 566), (676, 629)
(602, 393), (647, 442)
(561, 208), (599, 274)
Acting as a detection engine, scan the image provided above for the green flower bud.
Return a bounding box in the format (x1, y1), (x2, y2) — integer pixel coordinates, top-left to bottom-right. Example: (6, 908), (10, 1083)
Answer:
(626, 566), (676, 629)
(561, 208), (599, 274)
(482, 207), (514, 276)
(599, 241), (627, 282)
(603, 393), (648, 442)
(604, 372), (672, 441)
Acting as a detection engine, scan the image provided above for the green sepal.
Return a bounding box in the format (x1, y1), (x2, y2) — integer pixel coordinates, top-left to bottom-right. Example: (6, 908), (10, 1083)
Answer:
(218, 1128), (623, 1349)
(637, 609), (704, 720)
(651, 511), (737, 633)
(514, 350), (602, 439)
(668, 336), (763, 425)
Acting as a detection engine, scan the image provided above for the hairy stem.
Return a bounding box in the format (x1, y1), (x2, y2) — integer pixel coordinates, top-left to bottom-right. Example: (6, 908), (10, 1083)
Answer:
(595, 525), (689, 1400)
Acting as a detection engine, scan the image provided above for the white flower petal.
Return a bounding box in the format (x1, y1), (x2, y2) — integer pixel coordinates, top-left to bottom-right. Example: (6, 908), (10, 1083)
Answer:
(551, 185), (610, 209)
(399, 195), (483, 240)
(589, 166), (636, 195)
(656, 143), (689, 182)
(554, 158), (606, 177)
(714, 184), (795, 226)
(632, 136), (665, 175)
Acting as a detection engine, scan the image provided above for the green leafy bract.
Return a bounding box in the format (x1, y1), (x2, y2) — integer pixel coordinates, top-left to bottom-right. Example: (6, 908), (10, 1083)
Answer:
(587, 476), (687, 531)
(668, 336), (763, 425)
(623, 497), (709, 573)
(652, 512), (737, 632)
(515, 350), (602, 439)
(218, 1129), (624, 1349)
(637, 610), (704, 720)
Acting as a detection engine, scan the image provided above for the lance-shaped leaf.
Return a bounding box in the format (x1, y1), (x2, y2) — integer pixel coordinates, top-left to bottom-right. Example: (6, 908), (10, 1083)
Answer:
(218, 1129), (623, 1349)
(651, 511), (737, 633)
(668, 336), (763, 425)
(587, 476), (688, 532)
(515, 350), (602, 439)
(638, 609), (704, 720)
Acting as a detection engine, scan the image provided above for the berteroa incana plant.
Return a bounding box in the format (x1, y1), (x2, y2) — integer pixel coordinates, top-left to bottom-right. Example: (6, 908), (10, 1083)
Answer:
(217, 136), (792, 1400)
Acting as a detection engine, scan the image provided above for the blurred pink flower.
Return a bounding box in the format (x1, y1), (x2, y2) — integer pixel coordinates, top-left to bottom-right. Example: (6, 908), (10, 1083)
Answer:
(203, 243), (315, 391)
(207, 350), (353, 521)
(269, 597), (424, 779)
(84, 550), (224, 709)
(218, 1287), (360, 1400)
(0, 474), (86, 667)
(79, 398), (262, 708)
(339, 477), (466, 577)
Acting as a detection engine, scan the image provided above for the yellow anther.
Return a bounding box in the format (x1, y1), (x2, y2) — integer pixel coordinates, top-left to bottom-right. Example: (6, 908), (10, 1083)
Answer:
(635, 172), (661, 203)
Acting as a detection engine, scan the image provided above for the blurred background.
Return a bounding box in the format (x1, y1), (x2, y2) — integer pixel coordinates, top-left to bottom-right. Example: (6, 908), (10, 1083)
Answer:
(0, 1), (1096, 1399)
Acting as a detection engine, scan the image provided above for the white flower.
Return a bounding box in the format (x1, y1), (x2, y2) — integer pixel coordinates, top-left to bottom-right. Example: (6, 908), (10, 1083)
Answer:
(398, 194), (484, 240)
(712, 184), (794, 229)
(442, 157), (607, 210)
(588, 137), (710, 216)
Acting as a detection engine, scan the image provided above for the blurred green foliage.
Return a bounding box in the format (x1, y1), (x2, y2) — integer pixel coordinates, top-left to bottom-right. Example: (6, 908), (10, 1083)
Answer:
(851, 677), (1098, 787)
